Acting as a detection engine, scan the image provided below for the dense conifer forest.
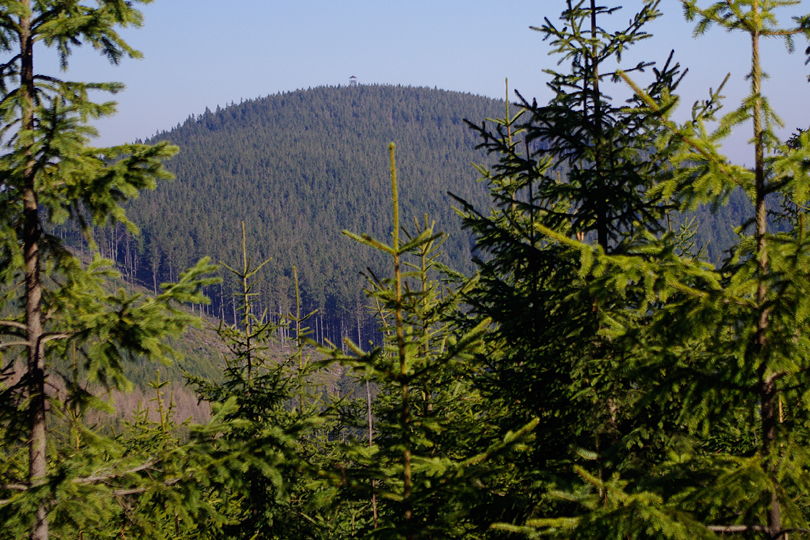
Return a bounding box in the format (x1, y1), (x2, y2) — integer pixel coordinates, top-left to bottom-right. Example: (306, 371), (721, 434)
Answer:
(123, 85), (503, 340)
(98, 84), (750, 344)
(2, 1), (810, 539)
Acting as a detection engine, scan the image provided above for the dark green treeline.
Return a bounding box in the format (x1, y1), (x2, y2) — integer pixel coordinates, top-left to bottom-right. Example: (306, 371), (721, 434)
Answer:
(121, 85), (502, 339)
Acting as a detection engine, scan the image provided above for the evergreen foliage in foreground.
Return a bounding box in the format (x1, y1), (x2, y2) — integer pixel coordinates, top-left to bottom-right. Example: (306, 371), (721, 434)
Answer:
(186, 223), (345, 539)
(326, 143), (536, 538)
(459, 0), (810, 537)
(455, 0), (688, 527)
(4, 1), (810, 538)
(0, 2), (241, 538)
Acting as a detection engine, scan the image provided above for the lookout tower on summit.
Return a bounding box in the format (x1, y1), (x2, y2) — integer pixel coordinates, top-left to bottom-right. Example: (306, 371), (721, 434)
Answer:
(349, 75), (358, 87)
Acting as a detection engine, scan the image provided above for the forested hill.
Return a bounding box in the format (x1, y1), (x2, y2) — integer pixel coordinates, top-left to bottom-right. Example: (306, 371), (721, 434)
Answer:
(121, 85), (504, 339)
(111, 83), (748, 342)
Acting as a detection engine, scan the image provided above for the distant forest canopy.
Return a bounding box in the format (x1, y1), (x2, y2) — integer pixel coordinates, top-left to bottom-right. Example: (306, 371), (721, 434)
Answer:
(78, 84), (749, 339)
(90, 85), (499, 337)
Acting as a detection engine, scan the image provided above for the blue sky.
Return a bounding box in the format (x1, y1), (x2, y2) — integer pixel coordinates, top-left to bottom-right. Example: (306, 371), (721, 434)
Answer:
(49, 1), (810, 164)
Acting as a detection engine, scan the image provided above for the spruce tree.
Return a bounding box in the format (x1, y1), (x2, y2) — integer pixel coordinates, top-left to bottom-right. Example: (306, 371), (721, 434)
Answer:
(0, 2), (215, 538)
(455, 0), (685, 527)
(327, 143), (536, 538)
(609, 1), (810, 535)
(187, 223), (334, 538)
(492, 1), (810, 536)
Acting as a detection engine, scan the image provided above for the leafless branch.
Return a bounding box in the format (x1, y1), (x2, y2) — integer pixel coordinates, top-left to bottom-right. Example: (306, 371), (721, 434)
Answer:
(0, 341), (30, 349)
(112, 477), (180, 497)
(3, 463), (186, 500)
(0, 320), (26, 331)
(708, 524), (767, 533)
(73, 460), (156, 485)
(40, 332), (74, 344)
(111, 487), (148, 496)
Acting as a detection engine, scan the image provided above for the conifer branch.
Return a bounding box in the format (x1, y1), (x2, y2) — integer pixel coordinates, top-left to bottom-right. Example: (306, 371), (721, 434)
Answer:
(0, 54), (20, 73)
(32, 74), (63, 84)
(0, 340), (30, 349)
(0, 13), (19, 34)
(0, 88), (20, 110)
(0, 320), (26, 331)
(707, 524), (767, 533)
(617, 70), (743, 187)
(72, 460), (157, 485)
(761, 28), (802, 37)
(461, 417), (539, 468)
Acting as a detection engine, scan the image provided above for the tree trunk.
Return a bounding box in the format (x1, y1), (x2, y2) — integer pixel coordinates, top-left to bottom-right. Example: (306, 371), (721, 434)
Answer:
(20, 3), (49, 538)
(366, 379), (378, 528)
(749, 9), (781, 535)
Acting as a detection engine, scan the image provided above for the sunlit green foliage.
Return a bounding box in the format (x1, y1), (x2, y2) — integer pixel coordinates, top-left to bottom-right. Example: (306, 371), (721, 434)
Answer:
(482, 1), (810, 537)
(4, 1), (810, 538)
(324, 143), (536, 538)
(0, 1), (226, 538)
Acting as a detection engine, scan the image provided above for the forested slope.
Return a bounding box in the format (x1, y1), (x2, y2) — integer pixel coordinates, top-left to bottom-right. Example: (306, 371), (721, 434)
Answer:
(105, 84), (746, 341)
(120, 85), (501, 338)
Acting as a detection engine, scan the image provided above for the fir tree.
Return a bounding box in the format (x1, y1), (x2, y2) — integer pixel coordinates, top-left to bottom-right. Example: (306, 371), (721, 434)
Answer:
(187, 223), (340, 538)
(0, 2), (216, 538)
(328, 143), (536, 538)
(454, 0), (685, 528)
(495, 0), (810, 536)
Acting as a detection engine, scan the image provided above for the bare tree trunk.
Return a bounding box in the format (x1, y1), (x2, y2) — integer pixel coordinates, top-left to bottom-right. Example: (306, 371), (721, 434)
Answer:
(353, 300), (378, 523)
(219, 281), (225, 322)
(150, 245), (159, 295)
(748, 7), (781, 535)
(112, 223), (120, 266)
(366, 379), (378, 528)
(231, 294), (237, 327)
(239, 222), (253, 385)
(19, 3), (49, 538)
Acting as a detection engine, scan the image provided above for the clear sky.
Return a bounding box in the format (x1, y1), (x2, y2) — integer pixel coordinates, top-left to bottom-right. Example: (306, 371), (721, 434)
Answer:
(46, 1), (810, 164)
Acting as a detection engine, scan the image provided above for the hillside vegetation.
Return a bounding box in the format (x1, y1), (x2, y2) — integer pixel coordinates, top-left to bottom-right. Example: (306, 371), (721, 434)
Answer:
(119, 85), (502, 338)
(99, 84), (746, 341)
